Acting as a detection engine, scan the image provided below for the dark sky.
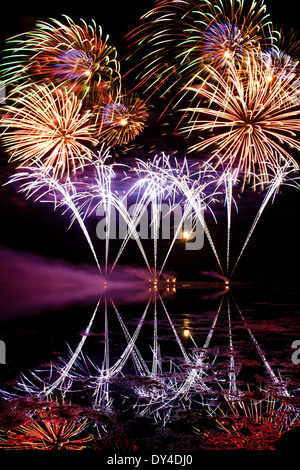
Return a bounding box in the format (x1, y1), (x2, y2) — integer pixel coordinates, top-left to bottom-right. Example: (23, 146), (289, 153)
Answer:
(0, 1), (297, 47)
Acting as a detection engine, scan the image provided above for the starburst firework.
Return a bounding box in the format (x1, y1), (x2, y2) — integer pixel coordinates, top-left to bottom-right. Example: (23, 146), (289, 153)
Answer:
(96, 91), (148, 146)
(0, 416), (93, 450)
(1, 15), (121, 101)
(0, 83), (98, 177)
(183, 51), (300, 185)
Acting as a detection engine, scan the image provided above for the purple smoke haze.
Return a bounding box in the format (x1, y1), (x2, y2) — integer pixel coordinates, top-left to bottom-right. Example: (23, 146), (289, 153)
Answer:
(0, 245), (159, 320)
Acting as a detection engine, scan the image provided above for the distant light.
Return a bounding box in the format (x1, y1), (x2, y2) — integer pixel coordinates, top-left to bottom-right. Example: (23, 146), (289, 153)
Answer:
(183, 329), (190, 337)
(182, 230), (190, 240)
(224, 50), (231, 59)
(119, 118), (128, 126)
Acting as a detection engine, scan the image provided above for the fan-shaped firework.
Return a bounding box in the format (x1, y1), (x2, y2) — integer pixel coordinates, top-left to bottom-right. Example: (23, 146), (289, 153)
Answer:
(1, 15), (121, 101)
(0, 83), (98, 178)
(126, 0), (274, 107)
(96, 92), (148, 146)
(183, 51), (300, 186)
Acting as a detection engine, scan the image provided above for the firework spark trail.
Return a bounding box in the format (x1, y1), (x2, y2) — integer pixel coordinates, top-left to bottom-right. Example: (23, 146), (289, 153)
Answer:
(5, 166), (102, 274)
(73, 152), (118, 276)
(231, 294), (290, 398)
(91, 292), (202, 415)
(105, 297), (151, 378)
(130, 155), (224, 277)
(111, 194), (153, 276)
(95, 156), (120, 278)
(10, 287), (293, 420)
(218, 168), (239, 277)
(157, 200), (195, 278)
(147, 296), (226, 416)
(110, 299), (151, 377)
(92, 299), (152, 407)
(169, 300), (222, 395)
(42, 297), (101, 396)
(21, 293), (151, 404)
(91, 297), (152, 407)
(76, 164), (153, 277)
(108, 155), (179, 278)
(129, 155), (180, 278)
(152, 293), (159, 375)
(158, 292), (191, 365)
(227, 295), (238, 399)
(172, 173), (225, 276)
(230, 162), (300, 279)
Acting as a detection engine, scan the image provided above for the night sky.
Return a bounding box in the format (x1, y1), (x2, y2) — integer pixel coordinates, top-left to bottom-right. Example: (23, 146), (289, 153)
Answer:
(1, 0), (300, 285)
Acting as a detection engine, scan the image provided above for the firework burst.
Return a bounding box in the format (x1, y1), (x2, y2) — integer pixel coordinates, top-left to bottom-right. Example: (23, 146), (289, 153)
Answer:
(183, 51), (300, 186)
(96, 91), (148, 146)
(258, 27), (300, 82)
(126, 0), (275, 107)
(0, 415), (93, 450)
(0, 83), (98, 178)
(1, 15), (121, 101)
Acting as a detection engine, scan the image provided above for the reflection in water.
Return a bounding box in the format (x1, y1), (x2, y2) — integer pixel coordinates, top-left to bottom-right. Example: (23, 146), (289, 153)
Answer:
(1, 283), (298, 451)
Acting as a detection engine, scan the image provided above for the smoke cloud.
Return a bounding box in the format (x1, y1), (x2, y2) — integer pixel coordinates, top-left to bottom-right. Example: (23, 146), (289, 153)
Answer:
(0, 245), (158, 320)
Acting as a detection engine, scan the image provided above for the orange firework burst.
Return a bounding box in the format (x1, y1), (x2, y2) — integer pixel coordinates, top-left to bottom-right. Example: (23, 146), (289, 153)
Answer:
(0, 416), (93, 450)
(183, 51), (300, 186)
(1, 15), (121, 101)
(0, 83), (98, 178)
(96, 91), (148, 146)
(126, 0), (275, 105)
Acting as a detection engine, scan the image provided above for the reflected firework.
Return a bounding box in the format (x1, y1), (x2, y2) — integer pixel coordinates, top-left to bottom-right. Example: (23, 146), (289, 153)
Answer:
(0, 414), (92, 450)
(9, 287), (298, 430)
